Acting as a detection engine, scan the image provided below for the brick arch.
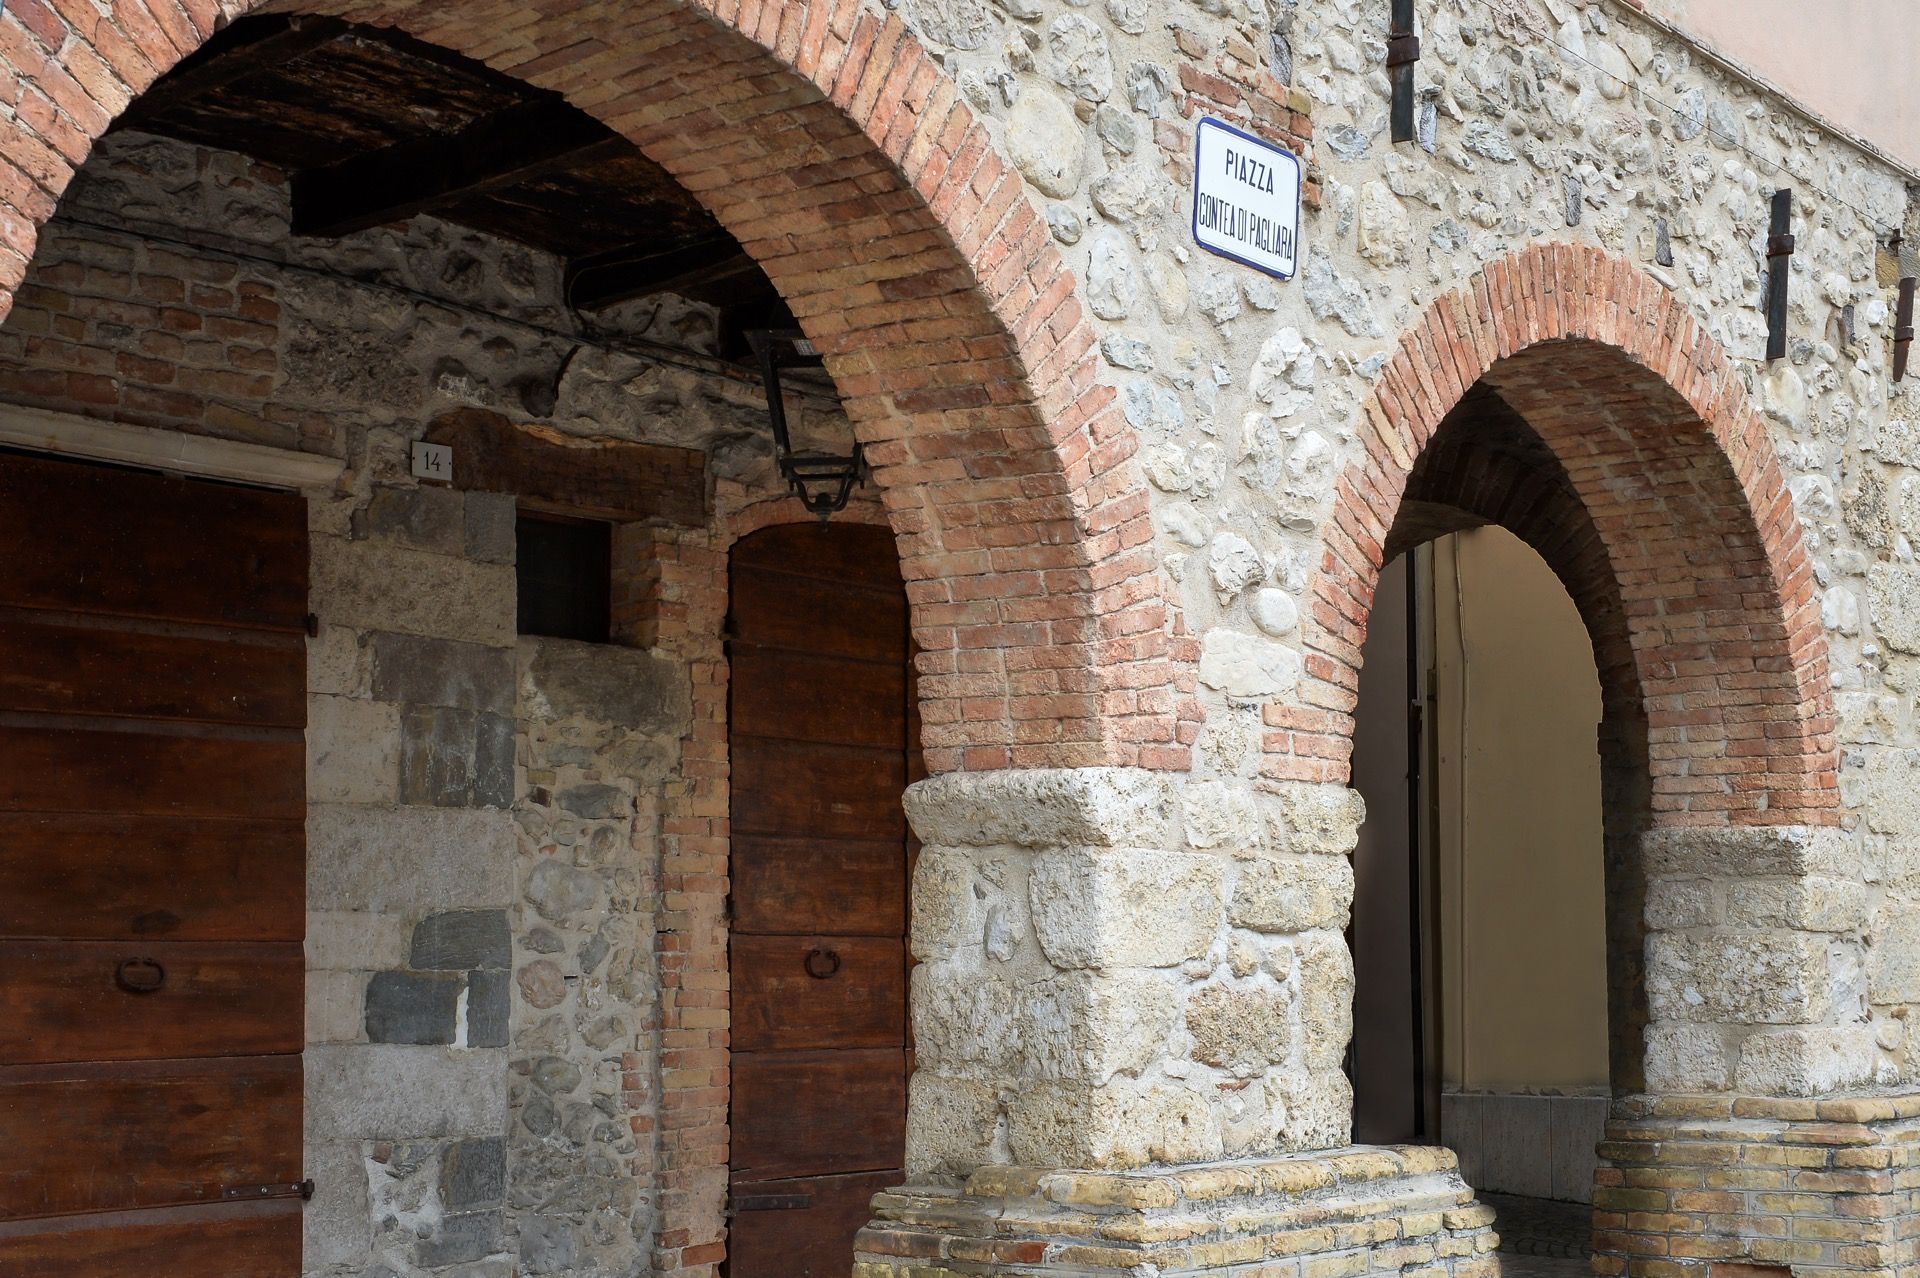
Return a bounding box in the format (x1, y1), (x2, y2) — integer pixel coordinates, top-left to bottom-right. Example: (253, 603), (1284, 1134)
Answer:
(0, 0), (1175, 775)
(1297, 243), (1838, 829)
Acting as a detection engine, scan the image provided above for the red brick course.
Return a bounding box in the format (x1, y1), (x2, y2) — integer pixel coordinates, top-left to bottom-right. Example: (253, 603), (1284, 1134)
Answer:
(1289, 243), (1838, 830)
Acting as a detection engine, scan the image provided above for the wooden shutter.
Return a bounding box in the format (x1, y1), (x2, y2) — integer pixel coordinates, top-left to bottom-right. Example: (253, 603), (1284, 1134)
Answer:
(0, 451), (309, 1274)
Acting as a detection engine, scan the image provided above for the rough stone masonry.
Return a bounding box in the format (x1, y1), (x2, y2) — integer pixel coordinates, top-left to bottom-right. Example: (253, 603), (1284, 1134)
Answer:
(0, 0), (1914, 1277)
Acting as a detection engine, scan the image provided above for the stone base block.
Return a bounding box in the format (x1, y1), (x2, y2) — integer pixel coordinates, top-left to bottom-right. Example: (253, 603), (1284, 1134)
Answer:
(1597, 1092), (1920, 1278)
(854, 1146), (1497, 1277)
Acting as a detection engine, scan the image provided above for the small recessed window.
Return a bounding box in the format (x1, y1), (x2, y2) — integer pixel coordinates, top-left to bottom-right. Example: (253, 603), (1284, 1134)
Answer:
(516, 512), (611, 643)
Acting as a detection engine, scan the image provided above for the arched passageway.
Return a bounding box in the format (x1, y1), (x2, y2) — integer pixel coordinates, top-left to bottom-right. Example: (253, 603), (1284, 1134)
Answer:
(0, 5), (1174, 1276)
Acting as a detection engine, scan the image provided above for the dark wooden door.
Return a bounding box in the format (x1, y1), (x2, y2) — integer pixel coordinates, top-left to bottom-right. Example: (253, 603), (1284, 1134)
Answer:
(0, 451), (309, 1274)
(1349, 552), (1432, 1145)
(727, 523), (921, 1278)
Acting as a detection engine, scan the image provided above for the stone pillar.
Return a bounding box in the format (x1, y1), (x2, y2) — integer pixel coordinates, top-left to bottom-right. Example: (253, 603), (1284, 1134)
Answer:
(1639, 825), (1872, 1097)
(859, 767), (1498, 1278)
(1594, 825), (1897, 1278)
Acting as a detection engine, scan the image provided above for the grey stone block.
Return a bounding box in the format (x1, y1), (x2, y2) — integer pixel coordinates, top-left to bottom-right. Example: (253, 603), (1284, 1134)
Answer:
(400, 707), (516, 809)
(474, 712), (514, 807)
(520, 637), (689, 731)
(465, 492), (517, 564)
(308, 695), (402, 805)
(466, 968), (510, 1048)
(1480, 1093), (1553, 1198)
(1439, 1090), (1482, 1186)
(361, 486), (466, 556)
(1550, 1096), (1608, 1203)
(525, 858), (602, 923)
(365, 970), (462, 1045)
(411, 910), (510, 971)
(305, 1045), (507, 1140)
(371, 632), (515, 714)
(302, 1141), (371, 1269)
(558, 783), (627, 819)
(311, 534), (515, 647)
(440, 1137), (508, 1210)
(519, 1215), (580, 1275)
(415, 1210), (503, 1267)
(309, 805), (516, 914)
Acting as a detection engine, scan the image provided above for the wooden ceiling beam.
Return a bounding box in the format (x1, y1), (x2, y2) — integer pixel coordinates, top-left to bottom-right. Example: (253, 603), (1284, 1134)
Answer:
(290, 99), (626, 239)
(564, 239), (763, 311)
(120, 16), (349, 123)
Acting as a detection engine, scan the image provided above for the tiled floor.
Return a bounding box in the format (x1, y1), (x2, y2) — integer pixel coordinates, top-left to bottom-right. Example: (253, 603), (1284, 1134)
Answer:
(1483, 1191), (1592, 1278)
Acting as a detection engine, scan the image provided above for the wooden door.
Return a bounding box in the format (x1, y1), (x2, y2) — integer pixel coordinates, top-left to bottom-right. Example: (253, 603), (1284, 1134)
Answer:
(0, 450), (309, 1273)
(727, 523), (921, 1278)
(1348, 552), (1433, 1144)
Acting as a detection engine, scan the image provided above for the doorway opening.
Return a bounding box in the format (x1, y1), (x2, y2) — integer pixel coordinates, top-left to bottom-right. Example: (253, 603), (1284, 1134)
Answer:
(1350, 527), (1609, 1264)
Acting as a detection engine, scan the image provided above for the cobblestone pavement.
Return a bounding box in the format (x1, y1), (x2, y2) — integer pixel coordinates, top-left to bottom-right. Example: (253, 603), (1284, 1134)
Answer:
(1482, 1192), (1591, 1258)
(1482, 1191), (1592, 1278)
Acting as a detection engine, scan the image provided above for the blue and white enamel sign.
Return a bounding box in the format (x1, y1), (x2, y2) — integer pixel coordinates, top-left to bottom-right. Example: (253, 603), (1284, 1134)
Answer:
(1191, 116), (1302, 280)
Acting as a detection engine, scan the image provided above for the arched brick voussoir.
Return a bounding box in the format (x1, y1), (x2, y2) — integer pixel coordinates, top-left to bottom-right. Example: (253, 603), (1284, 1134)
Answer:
(1291, 242), (1839, 826)
(3, 0), (1178, 773)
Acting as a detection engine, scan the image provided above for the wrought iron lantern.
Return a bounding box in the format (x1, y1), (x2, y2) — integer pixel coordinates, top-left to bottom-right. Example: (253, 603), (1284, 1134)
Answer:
(746, 329), (867, 520)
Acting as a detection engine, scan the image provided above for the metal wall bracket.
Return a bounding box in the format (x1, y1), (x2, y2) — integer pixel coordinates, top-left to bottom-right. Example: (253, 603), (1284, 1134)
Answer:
(745, 328), (867, 521)
(1764, 189), (1793, 362)
(224, 1180), (315, 1202)
(1896, 276), (1915, 383)
(1389, 0), (1419, 143)
(726, 1191), (813, 1214)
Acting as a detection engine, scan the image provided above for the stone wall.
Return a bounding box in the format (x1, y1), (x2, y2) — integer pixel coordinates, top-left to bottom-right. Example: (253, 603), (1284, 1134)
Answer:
(893, 0), (1917, 1100)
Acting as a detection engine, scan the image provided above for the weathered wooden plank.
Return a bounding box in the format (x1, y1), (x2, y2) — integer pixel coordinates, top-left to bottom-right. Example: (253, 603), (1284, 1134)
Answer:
(0, 1199), (301, 1274)
(729, 565), (905, 664)
(731, 645), (907, 750)
(424, 408), (705, 526)
(0, 614), (305, 727)
(731, 935), (906, 1053)
(729, 1049), (906, 1182)
(0, 725), (306, 821)
(730, 836), (905, 938)
(0, 815), (303, 941)
(727, 1169), (899, 1278)
(730, 523), (901, 588)
(0, 1057), (302, 1219)
(0, 453), (308, 632)
(729, 737), (905, 841)
(0, 940), (303, 1064)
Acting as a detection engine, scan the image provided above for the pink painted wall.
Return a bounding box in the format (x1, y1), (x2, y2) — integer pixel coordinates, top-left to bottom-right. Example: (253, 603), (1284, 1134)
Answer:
(1636, 0), (1920, 171)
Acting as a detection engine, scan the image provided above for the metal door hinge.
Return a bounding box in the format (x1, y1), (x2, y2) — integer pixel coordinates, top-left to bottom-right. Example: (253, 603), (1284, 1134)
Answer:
(224, 1180), (314, 1202)
(726, 1191), (813, 1215)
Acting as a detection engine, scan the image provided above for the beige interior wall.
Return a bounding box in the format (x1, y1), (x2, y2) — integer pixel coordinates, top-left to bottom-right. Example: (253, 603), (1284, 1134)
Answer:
(1432, 527), (1610, 1091)
(1634, 0), (1920, 171)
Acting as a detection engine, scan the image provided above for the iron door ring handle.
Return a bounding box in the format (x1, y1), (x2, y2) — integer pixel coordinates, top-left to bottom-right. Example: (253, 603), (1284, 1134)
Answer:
(116, 957), (166, 994)
(803, 948), (841, 980)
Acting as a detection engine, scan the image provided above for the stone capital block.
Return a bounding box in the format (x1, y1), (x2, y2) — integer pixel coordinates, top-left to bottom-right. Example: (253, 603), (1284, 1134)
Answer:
(1639, 825), (1854, 879)
(905, 767), (1177, 850)
(1028, 846), (1223, 969)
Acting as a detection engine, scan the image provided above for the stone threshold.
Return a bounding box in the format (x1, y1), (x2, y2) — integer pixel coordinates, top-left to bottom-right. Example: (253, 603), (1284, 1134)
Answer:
(855, 1146), (1499, 1277)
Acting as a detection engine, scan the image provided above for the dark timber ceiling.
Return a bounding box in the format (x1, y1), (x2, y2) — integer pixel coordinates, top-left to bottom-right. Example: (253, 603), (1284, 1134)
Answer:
(114, 14), (789, 345)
